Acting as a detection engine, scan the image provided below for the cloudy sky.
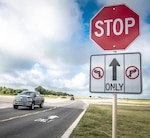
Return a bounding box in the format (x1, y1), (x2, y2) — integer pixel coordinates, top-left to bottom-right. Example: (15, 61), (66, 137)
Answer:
(0, 0), (150, 99)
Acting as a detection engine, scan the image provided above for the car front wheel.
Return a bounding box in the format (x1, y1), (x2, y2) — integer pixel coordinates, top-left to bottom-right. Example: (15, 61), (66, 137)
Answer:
(39, 101), (44, 108)
(30, 102), (35, 110)
(13, 105), (18, 109)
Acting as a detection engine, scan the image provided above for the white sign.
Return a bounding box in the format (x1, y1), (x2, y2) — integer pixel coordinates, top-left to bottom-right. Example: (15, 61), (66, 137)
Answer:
(90, 52), (142, 94)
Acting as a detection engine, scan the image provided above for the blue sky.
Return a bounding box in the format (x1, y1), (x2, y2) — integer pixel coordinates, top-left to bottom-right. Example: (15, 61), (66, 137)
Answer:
(0, 0), (150, 99)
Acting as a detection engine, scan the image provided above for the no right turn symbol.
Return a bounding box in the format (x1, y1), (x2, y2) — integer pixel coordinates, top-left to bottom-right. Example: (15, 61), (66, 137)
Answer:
(126, 66), (139, 79)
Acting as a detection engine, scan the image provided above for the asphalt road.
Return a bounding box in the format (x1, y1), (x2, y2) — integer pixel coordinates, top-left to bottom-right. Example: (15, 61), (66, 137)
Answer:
(0, 96), (87, 138)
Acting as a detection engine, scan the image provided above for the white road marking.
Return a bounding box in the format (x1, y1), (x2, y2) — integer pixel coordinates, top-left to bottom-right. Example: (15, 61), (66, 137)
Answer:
(34, 115), (59, 123)
(0, 107), (57, 122)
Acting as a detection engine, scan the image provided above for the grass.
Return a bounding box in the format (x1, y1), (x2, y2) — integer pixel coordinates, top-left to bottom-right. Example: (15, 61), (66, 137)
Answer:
(118, 99), (150, 105)
(70, 104), (150, 138)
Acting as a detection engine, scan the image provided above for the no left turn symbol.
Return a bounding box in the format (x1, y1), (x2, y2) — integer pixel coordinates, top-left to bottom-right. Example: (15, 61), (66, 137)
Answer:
(126, 66), (139, 79)
(92, 67), (104, 79)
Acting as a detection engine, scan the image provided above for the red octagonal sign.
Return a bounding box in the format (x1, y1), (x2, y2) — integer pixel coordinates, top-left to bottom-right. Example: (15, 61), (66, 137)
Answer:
(90, 4), (139, 50)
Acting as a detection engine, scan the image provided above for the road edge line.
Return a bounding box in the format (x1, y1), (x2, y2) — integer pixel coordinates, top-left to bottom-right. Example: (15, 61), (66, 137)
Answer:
(61, 102), (89, 138)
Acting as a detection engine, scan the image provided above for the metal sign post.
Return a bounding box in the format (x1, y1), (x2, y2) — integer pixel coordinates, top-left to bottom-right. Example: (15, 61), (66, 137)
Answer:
(112, 94), (117, 138)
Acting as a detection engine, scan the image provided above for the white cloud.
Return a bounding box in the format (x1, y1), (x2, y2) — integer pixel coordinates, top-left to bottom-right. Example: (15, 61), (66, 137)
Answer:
(0, 63), (45, 88)
(97, 0), (150, 11)
(0, 0), (85, 91)
(0, 0), (83, 55)
(64, 72), (87, 89)
(17, 0), (82, 42)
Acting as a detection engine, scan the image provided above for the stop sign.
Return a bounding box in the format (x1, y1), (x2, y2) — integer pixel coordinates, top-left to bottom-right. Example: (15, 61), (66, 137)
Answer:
(90, 4), (139, 50)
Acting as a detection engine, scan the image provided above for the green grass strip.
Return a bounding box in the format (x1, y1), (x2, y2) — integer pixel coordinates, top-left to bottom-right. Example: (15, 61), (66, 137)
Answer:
(70, 104), (150, 138)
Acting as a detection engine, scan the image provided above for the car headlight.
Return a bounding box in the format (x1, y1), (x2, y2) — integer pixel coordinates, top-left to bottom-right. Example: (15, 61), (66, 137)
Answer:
(15, 97), (22, 102)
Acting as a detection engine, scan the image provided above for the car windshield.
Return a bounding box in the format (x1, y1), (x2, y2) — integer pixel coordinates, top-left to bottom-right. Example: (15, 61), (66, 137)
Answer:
(20, 91), (35, 96)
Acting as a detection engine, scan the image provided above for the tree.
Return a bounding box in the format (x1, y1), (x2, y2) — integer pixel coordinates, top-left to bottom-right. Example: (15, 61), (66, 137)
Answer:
(35, 86), (46, 95)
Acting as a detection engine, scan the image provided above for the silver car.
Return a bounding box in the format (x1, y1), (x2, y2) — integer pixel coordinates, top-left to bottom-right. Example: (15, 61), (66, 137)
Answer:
(13, 91), (44, 110)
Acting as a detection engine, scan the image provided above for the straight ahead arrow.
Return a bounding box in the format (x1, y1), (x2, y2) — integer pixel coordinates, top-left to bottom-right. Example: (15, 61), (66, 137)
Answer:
(109, 58), (120, 81)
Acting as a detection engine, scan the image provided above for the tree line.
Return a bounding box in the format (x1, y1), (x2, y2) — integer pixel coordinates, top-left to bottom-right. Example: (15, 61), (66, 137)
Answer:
(0, 86), (73, 97)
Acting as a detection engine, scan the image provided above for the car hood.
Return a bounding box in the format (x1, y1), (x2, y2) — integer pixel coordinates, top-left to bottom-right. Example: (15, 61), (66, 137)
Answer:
(15, 95), (32, 99)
